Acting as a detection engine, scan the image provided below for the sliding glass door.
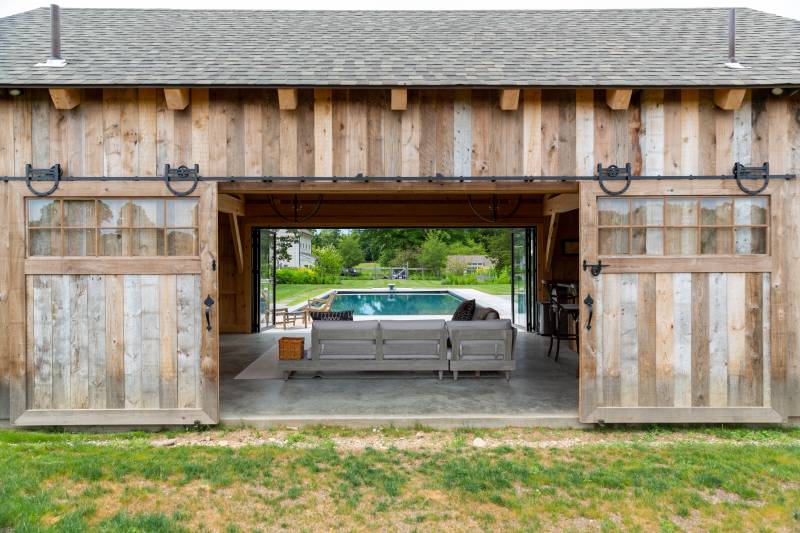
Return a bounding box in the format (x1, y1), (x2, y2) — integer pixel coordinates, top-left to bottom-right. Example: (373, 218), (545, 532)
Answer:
(510, 228), (536, 331)
(251, 229), (276, 332)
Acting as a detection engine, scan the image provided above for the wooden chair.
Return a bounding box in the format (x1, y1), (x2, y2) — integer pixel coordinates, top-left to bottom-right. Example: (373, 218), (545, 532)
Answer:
(546, 282), (579, 362)
(301, 292), (335, 322)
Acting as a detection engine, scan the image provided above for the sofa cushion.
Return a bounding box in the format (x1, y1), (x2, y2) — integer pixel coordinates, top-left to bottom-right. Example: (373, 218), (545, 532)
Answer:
(380, 319), (445, 331)
(451, 299), (476, 320)
(314, 319), (378, 331)
(319, 340), (376, 359)
(447, 318), (512, 331)
(383, 339), (441, 359)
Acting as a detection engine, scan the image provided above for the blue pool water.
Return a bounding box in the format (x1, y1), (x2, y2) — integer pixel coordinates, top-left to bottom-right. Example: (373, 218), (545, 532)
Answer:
(330, 291), (463, 316)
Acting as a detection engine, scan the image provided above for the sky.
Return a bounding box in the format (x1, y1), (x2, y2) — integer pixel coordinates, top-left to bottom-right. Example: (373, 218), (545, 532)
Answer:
(1, 0), (799, 19)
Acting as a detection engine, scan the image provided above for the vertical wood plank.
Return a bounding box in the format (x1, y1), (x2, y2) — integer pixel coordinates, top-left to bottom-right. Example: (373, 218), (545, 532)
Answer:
(32, 275), (53, 409)
(87, 274), (106, 409)
(138, 88), (157, 177)
(655, 273), (675, 406)
(225, 91), (244, 177)
(51, 275), (70, 409)
(261, 90), (280, 176)
(8, 183), (27, 419)
(103, 89), (122, 177)
(574, 89), (593, 176)
(762, 273), (771, 407)
(541, 90), (561, 175)
(619, 273), (638, 407)
(637, 273), (657, 406)
(120, 89), (139, 176)
(159, 275), (178, 408)
(522, 89), (544, 176)
(123, 275), (143, 409)
(69, 275), (89, 409)
(208, 90), (227, 177)
(733, 90), (752, 165)
(579, 182), (602, 419)
(708, 272), (729, 407)
(435, 90), (455, 177)
(314, 88), (333, 177)
(640, 89), (664, 176)
(663, 89), (681, 175)
(401, 90), (420, 177)
(454, 89), (472, 177)
(726, 272), (747, 406)
(198, 183), (219, 420)
(680, 89), (699, 175)
(382, 91), (402, 177)
(140, 274), (161, 408)
(155, 88), (174, 174)
(243, 89), (264, 177)
(672, 273), (693, 407)
(744, 272), (764, 406)
(601, 274), (621, 406)
(346, 90), (367, 176)
(105, 274), (125, 408)
(365, 90), (385, 177)
(691, 273), (710, 406)
(176, 274), (197, 409)
(279, 105), (298, 177)
(191, 89), (210, 173)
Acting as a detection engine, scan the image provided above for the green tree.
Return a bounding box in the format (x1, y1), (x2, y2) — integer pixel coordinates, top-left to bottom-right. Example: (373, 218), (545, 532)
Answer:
(338, 234), (364, 269)
(312, 229), (342, 249)
(418, 230), (449, 277)
(313, 245), (344, 283)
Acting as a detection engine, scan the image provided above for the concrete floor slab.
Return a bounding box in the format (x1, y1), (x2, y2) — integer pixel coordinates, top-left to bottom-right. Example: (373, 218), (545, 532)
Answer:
(220, 330), (583, 428)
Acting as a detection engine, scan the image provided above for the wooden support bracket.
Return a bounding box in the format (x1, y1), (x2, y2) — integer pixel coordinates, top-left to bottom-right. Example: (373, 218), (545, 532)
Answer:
(48, 88), (80, 110)
(499, 89), (520, 111)
(278, 89), (298, 110)
(163, 88), (190, 110)
(606, 89), (632, 110)
(229, 213), (244, 274)
(713, 88), (747, 110)
(544, 212), (560, 275)
(218, 194), (245, 217)
(543, 193), (579, 217)
(391, 89), (408, 111)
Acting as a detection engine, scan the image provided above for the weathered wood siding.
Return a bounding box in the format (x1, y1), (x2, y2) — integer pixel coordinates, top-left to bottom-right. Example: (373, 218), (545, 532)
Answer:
(593, 272), (770, 408)
(1, 88), (800, 421)
(26, 274), (201, 410)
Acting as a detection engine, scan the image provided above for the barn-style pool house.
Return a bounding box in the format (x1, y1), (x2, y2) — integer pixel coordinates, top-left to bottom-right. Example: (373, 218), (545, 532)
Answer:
(1, 6), (799, 428)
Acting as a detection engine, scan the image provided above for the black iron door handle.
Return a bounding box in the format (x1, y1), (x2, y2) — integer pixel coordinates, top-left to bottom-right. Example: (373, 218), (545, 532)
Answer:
(204, 295), (215, 331)
(584, 294), (594, 331)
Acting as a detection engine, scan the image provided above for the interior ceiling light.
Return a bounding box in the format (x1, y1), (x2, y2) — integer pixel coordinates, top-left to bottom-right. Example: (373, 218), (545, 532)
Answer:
(8, 89), (22, 96)
(771, 88), (784, 96)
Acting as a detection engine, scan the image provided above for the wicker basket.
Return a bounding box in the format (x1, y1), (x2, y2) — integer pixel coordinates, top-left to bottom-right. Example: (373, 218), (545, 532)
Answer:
(279, 337), (304, 360)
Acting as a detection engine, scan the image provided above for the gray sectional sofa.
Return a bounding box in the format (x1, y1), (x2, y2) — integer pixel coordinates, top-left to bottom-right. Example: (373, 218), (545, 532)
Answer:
(278, 317), (515, 380)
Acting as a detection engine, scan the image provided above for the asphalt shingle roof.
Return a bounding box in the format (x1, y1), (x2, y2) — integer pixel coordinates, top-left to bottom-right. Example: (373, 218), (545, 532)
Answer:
(1, 8), (799, 87)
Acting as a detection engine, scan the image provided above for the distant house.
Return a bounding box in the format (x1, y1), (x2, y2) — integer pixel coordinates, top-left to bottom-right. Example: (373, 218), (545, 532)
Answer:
(277, 229), (315, 268)
(447, 255), (493, 273)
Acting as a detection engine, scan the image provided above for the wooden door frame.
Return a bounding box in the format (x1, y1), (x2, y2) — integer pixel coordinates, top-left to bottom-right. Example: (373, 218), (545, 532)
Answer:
(579, 179), (787, 424)
(8, 182), (219, 426)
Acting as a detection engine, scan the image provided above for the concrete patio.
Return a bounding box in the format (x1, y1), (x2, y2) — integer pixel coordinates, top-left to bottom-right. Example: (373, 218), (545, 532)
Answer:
(219, 329), (582, 428)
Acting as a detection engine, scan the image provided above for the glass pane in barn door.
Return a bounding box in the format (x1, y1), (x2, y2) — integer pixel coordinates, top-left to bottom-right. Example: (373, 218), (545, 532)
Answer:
(578, 181), (782, 425)
(14, 184), (219, 427)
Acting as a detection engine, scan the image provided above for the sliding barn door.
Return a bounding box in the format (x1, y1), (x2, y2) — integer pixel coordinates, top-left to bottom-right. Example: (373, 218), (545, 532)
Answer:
(9, 182), (219, 426)
(579, 180), (786, 424)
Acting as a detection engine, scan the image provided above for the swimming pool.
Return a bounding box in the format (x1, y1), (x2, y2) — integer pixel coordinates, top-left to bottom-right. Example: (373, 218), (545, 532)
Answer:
(329, 291), (463, 316)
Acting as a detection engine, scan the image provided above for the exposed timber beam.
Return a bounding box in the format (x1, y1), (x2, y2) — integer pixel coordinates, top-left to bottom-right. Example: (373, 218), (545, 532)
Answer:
(544, 213), (560, 275)
(229, 213), (244, 274)
(543, 193), (579, 217)
(606, 89), (632, 110)
(278, 89), (298, 110)
(48, 88), (80, 110)
(391, 89), (407, 111)
(163, 88), (190, 110)
(713, 88), (747, 110)
(499, 89), (520, 111)
(218, 194), (246, 217)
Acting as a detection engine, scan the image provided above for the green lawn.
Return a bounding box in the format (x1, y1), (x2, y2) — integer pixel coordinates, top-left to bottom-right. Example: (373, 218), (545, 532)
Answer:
(274, 279), (512, 307)
(1, 426), (799, 531)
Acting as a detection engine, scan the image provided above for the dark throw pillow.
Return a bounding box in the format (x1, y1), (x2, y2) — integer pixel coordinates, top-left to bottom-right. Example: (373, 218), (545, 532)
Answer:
(451, 299), (476, 321)
(310, 310), (354, 321)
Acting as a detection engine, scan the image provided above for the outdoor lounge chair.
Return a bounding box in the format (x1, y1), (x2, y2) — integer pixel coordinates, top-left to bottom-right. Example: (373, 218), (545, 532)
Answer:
(448, 319), (515, 381)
